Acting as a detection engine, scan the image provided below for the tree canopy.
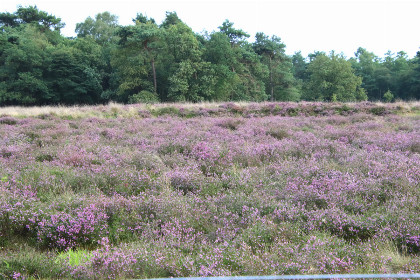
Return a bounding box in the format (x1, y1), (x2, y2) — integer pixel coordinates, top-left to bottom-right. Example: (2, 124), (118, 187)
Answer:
(0, 6), (419, 105)
(304, 52), (367, 102)
(0, 5), (64, 31)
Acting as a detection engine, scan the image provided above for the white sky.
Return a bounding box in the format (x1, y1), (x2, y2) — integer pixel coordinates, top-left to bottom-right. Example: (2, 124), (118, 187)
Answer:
(3, 0), (420, 58)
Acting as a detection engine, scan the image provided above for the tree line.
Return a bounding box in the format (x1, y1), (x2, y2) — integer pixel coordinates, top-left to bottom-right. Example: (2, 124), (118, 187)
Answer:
(0, 6), (419, 106)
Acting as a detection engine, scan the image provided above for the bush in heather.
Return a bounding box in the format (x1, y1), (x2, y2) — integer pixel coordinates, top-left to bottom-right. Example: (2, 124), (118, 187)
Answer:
(67, 238), (138, 280)
(36, 204), (109, 250)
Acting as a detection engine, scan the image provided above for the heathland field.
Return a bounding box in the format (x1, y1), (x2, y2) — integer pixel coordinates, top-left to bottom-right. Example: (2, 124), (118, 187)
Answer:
(0, 102), (419, 279)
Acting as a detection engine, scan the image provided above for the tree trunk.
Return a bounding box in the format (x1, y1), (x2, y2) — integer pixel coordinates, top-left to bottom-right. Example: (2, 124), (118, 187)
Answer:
(269, 56), (274, 101)
(151, 57), (157, 93)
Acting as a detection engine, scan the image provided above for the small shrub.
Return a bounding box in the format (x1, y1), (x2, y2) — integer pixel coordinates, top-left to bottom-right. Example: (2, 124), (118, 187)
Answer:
(109, 107), (119, 117)
(158, 143), (190, 155)
(152, 107), (180, 116)
(266, 128), (289, 140)
(0, 117), (18, 125)
(128, 90), (159, 104)
(383, 90), (394, 103)
(68, 238), (137, 280)
(409, 142), (420, 154)
(138, 110), (152, 118)
(286, 107), (299, 116)
(396, 124), (412, 131)
(326, 116), (349, 125)
(0, 150), (12, 158)
(89, 159), (101, 165)
(37, 113), (55, 120)
(311, 210), (375, 242)
(336, 104), (353, 115)
(224, 103), (245, 114)
(130, 152), (165, 172)
(370, 106), (388, 116)
(61, 115), (75, 120)
(242, 222), (275, 251)
(24, 131), (41, 142)
(301, 126), (314, 132)
(68, 122), (79, 129)
(349, 113), (374, 123)
(216, 118), (243, 130)
(35, 154), (55, 162)
(36, 204), (109, 250)
(166, 168), (202, 194)
(178, 108), (198, 118)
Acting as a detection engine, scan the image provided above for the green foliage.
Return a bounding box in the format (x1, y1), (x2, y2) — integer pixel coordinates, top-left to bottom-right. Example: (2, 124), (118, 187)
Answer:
(0, 25), (53, 105)
(46, 44), (103, 104)
(0, 20), (104, 105)
(168, 60), (216, 102)
(219, 20), (250, 45)
(0, 5), (64, 31)
(351, 48), (420, 101)
(355, 87), (368, 101)
(35, 154), (55, 162)
(304, 52), (366, 102)
(216, 118), (243, 130)
(292, 51), (308, 81)
(159, 12), (180, 28)
(111, 44), (151, 102)
(56, 249), (92, 267)
(159, 20), (219, 102)
(351, 47), (381, 100)
(0, 6), (419, 105)
(75, 12), (119, 45)
(266, 128), (289, 140)
(403, 51), (420, 100)
(370, 106), (387, 116)
(409, 142), (420, 154)
(383, 90), (394, 102)
(202, 33), (239, 101)
(0, 12), (18, 28)
(0, 247), (65, 279)
(253, 33), (299, 101)
(113, 18), (161, 101)
(128, 90), (159, 104)
(152, 106), (180, 117)
(242, 222), (275, 250)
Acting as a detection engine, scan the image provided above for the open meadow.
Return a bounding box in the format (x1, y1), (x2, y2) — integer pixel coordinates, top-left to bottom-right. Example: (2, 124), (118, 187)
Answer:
(0, 102), (419, 279)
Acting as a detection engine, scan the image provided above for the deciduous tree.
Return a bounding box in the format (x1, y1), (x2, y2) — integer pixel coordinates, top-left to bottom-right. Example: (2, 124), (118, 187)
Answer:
(304, 52), (367, 101)
(253, 32), (298, 101)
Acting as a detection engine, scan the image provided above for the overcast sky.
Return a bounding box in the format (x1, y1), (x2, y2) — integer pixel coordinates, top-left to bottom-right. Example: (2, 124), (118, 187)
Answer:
(3, 0), (420, 58)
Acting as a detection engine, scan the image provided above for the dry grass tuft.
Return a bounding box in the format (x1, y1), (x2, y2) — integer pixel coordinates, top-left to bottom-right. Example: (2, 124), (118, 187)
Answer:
(1, 101), (419, 119)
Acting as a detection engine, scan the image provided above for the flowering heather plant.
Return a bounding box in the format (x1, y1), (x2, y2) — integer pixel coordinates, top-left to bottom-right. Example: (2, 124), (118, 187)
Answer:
(36, 203), (109, 250)
(0, 102), (419, 279)
(67, 237), (138, 279)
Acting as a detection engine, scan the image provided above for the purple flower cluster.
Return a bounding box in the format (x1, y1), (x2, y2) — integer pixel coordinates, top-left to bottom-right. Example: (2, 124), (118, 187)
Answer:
(36, 204), (109, 249)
